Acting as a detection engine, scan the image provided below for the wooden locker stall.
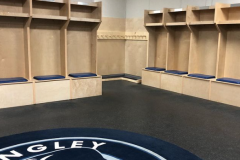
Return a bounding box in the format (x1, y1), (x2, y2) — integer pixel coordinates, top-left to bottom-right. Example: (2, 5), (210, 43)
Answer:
(0, 0), (33, 108)
(68, 1), (102, 99)
(161, 25), (191, 93)
(142, 9), (168, 88)
(165, 7), (187, 26)
(211, 3), (240, 107)
(183, 6), (218, 100)
(30, 0), (70, 104)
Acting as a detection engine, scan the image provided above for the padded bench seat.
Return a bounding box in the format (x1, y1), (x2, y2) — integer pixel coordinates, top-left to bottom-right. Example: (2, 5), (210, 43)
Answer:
(69, 73), (97, 78)
(34, 75), (65, 81)
(217, 77), (240, 84)
(102, 74), (125, 79)
(124, 74), (141, 80)
(102, 74), (141, 80)
(0, 77), (28, 84)
(145, 67), (166, 72)
(188, 74), (215, 79)
(165, 70), (188, 75)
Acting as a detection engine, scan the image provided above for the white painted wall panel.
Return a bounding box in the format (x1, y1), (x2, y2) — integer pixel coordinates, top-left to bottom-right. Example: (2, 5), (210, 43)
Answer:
(126, 0), (149, 18)
(95, 0), (126, 18)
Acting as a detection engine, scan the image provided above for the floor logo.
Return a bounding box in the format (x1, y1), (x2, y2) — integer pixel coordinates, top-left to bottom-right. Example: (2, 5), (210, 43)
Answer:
(0, 137), (166, 160)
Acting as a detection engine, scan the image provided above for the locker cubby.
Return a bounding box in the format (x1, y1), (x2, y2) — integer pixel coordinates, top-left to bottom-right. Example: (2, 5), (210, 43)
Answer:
(30, 19), (67, 78)
(0, 17), (30, 80)
(70, 1), (101, 22)
(145, 10), (163, 26)
(67, 21), (99, 75)
(32, 0), (68, 20)
(217, 24), (240, 79)
(189, 6), (215, 25)
(0, 0), (30, 17)
(216, 3), (240, 24)
(189, 25), (219, 77)
(166, 8), (187, 26)
(166, 25), (191, 72)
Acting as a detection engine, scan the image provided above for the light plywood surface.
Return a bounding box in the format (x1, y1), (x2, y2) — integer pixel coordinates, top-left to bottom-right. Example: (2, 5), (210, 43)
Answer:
(35, 80), (70, 104)
(71, 77), (102, 99)
(211, 81), (240, 107)
(67, 22), (93, 74)
(142, 70), (161, 88)
(167, 26), (190, 71)
(224, 25), (240, 79)
(161, 73), (183, 94)
(0, 0), (24, 14)
(155, 28), (167, 68)
(189, 25), (219, 76)
(32, 1), (65, 16)
(0, 83), (33, 108)
(183, 77), (210, 100)
(30, 20), (63, 77)
(125, 40), (147, 76)
(98, 17), (125, 32)
(0, 17), (26, 78)
(97, 40), (125, 75)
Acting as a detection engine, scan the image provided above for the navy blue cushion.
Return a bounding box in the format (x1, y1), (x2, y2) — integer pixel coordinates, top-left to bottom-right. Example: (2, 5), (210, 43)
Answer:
(34, 75), (65, 81)
(217, 77), (240, 84)
(69, 73), (97, 78)
(0, 77), (28, 84)
(188, 74), (215, 79)
(145, 67), (166, 71)
(165, 70), (188, 75)
(124, 74), (141, 80)
(102, 74), (125, 79)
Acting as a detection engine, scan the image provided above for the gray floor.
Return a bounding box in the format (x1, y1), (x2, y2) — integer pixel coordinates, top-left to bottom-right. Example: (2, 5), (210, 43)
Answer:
(0, 80), (240, 160)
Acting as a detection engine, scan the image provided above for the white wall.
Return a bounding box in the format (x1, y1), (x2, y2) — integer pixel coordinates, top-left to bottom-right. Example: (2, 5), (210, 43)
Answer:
(126, 0), (240, 18)
(95, 0), (126, 18)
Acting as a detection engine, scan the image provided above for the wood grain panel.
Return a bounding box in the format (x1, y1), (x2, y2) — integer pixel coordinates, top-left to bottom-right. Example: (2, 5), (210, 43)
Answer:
(0, 83), (33, 108)
(35, 80), (70, 104)
(142, 70), (161, 88)
(71, 77), (102, 99)
(125, 40), (147, 76)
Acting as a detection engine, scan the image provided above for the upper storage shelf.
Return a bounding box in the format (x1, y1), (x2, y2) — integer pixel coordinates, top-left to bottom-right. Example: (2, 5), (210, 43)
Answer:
(145, 10), (164, 27)
(165, 8), (187, 26)
(70, 0), (101, 23)
(0, 0), (30, 18)
(189, 6), (215, 25)
(216, 3), (240, 25)
(32, 0), (68, 20)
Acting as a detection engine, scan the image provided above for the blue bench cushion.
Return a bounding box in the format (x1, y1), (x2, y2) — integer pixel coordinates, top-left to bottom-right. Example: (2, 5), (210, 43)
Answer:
(69, 73), (97, 78)
(217, 77), (240, 84)
(124, 74), (141, 80)
(188, 74), (215, 79)
(34, 75), (65, 81)
(0, 77), (28, 84)
(145, 67), (166, 72)
(102, 74), (125, 79)
(165, 70), (188, 75)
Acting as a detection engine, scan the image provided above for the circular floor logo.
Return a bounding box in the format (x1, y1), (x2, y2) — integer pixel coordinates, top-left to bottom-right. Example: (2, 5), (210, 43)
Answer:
(0, 137), (166, 160)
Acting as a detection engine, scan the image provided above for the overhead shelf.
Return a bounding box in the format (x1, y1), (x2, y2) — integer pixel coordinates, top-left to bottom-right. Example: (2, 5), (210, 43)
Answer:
(169, 8), (186, 12)
(70, 17), (101, 22)
(145, 23), (163, 26)
(70, 1), (98, 7)
(166, 22), (186, 26)
(148, 10), (162, 15)
(34, 0), (65, 4)
(218, 20), (240, 25)
(192, 6), (215, 11)
(0, 12), (29, 18)
(32, 14), (68, 20)
(190, 21), (215, 25)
